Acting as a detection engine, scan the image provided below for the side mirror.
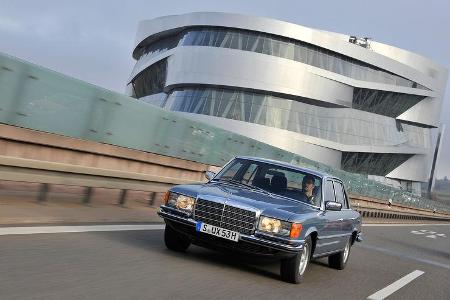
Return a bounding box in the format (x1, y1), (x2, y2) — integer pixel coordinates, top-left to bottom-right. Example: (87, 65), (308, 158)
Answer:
(325, 201), (342, 211)
(204, 171), (216, 181)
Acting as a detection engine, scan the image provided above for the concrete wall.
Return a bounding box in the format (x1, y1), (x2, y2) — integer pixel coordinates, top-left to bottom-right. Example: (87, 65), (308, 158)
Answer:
(0, 124), (210, 184)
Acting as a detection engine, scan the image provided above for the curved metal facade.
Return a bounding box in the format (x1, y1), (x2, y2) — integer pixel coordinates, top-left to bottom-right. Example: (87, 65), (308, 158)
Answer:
(128, 12), (448, 190)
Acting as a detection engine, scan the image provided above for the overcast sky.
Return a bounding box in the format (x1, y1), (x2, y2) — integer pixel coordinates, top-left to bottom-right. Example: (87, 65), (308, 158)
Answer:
(1, 0), (449, 178)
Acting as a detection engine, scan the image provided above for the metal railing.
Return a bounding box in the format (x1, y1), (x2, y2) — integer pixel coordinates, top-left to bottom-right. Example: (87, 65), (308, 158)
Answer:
(0, 155), (199, 205)
(0, 154), (448, 221)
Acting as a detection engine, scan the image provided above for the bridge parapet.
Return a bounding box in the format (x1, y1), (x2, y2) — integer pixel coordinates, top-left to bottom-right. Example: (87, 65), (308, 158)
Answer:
(0, 52), (449, 215)
(1, 124), (449, 222)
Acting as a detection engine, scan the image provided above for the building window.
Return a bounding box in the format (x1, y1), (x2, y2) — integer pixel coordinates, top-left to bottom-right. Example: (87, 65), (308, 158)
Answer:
(353, 88), (425, 118)
(341, 152), (413, 176)
(148, 87), (429, 148)
(132, 59), (167, 98)
(136, 27), (427, 90)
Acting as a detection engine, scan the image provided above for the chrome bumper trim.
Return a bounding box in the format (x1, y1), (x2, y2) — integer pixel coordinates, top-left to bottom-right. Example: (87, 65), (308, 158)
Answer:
(158, 208), (197, 226)
(158, 209), (303, 253)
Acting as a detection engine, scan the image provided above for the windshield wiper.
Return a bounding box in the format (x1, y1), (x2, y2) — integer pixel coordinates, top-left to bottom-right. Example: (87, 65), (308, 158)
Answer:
(215, 178), (273, 195)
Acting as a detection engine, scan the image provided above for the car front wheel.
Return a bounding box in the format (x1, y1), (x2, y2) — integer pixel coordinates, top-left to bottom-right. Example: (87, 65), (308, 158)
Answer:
(164, 224), (191, 252)
(328, 237), (351, 270)
(280, 236), (311, 284)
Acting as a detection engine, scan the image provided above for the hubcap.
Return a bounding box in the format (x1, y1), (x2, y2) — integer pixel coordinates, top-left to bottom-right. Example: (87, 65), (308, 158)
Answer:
(343, 241), (350, 263)
(298, 244), (309, 276)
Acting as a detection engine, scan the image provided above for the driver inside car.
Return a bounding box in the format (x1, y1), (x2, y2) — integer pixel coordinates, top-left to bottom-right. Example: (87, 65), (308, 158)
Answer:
(299, 175), (317, 205)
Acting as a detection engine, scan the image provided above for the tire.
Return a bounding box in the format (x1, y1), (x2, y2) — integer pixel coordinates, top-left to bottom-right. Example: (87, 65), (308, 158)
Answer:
(328, 237), (351, 270)
(280, 236), (311, 284)
(164, 224), (191, 252)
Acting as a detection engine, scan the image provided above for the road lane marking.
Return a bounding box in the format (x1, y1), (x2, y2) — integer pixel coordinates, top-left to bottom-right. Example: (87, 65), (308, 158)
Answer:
(363, 224), (450, 227)
(358, 244), (450, 270)
(410, 230), (446, 239)
(0, 224), (165, 236)
(367, 270), (424, 300)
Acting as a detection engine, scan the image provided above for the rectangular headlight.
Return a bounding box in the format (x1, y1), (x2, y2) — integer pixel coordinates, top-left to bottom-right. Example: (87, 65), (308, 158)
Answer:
(258, 216), (291, 237)
(166, 192), (195, 212)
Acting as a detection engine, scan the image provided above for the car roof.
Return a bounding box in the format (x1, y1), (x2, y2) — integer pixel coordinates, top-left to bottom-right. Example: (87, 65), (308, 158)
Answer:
(235, 156), (331, 179)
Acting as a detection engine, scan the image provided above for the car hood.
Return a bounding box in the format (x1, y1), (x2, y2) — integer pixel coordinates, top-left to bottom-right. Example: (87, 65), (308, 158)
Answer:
(171, 182), (316, 221)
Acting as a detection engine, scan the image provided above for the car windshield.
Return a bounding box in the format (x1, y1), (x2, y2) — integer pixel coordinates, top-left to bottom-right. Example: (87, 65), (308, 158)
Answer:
(214, 158), (322, 207)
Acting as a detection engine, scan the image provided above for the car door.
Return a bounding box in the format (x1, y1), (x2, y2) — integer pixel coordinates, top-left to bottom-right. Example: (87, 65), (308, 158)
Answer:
(332, 180), (352, 248)
(315, 179), (344, 255)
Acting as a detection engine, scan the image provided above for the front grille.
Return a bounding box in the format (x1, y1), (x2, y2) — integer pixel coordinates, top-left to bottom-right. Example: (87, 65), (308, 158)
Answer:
(194, 198), (256, 235)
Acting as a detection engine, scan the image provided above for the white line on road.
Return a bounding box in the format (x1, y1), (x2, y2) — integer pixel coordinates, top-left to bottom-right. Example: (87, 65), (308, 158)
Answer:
(367, 270), (424, 300)
(358, 244), (450, 270)
(363, 223), (450, 227)
(0, 224), (165, 236)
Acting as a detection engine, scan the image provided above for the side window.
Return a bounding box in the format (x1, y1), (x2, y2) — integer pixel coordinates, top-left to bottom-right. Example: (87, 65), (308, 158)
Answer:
(324, 180), (336, 202)
(342, 185), (350, 209)
(342, 189), (350, 208)
(333, 181), (348, 209)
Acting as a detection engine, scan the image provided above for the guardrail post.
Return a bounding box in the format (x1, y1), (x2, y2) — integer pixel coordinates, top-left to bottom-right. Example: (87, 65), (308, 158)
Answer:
(83, 187), (93, 204)
(148, 192), (156, 206)
(37, 183), (49, 202)
(118, 189), (127, 206)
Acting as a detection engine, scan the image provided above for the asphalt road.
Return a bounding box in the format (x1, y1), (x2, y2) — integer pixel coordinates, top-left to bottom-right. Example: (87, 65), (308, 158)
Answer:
(0, 224), (449, 300)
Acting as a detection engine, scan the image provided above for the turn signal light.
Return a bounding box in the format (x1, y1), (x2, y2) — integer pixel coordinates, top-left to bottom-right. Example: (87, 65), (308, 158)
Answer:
(163, 191), (170, 205)
(290, 223), (302, 238)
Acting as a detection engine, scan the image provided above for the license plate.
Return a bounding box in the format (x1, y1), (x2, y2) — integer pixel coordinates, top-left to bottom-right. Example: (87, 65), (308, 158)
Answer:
(196, 222), (240, 242)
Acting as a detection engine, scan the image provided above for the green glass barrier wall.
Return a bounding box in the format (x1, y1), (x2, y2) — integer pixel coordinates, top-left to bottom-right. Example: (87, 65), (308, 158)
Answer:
(0, 52), (448, 213)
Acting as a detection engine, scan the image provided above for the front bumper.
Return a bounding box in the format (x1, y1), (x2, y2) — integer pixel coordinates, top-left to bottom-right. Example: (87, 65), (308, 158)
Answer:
(158, 207), (304, 255)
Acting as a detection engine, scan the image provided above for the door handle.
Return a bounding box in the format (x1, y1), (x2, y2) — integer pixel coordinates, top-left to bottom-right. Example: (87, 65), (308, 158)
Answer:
(337, 218), (344, 221)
